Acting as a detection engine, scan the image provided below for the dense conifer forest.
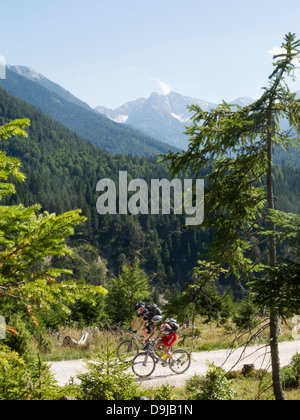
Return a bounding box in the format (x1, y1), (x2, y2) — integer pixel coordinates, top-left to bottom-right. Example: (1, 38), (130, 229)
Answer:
(0, 86), (299, 304)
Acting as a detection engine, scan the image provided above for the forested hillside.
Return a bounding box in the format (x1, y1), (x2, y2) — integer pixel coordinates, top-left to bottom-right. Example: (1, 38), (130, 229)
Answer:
(0, 87), (209, 296)
(0, 86), (299, 299)
(0, 69), (175, 157)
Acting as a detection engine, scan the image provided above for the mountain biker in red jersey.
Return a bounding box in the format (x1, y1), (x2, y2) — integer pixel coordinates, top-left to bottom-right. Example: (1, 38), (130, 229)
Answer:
(148, 316), (178, 366)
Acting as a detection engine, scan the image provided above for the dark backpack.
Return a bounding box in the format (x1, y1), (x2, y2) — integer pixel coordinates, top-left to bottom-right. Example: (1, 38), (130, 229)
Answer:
(168, 319), (179, 332)
(147, 303), (162, 316)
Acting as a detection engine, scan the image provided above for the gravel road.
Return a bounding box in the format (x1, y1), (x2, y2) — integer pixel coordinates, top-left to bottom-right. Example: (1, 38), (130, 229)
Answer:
(48, 340), (300, 389)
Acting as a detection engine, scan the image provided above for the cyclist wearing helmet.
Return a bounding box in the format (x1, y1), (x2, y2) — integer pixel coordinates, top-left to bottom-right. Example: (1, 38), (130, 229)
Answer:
(152, 315), (163, 324)
(140, 314), (162, 350)
(129, 302), (145, 332)
(129, 302), (156, 347)
(151, 318), (178, 365)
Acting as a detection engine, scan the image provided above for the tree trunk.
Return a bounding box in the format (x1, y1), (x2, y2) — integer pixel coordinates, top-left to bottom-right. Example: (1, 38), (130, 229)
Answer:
(269, 310), (285, 400)
(266, 104), (285, 400)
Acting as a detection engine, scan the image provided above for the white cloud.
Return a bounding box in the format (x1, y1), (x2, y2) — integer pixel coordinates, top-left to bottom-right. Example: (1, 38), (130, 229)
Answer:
(154, 78), (172, 95)
(268, 46), (287, 56)
(268, 46), (300, 79)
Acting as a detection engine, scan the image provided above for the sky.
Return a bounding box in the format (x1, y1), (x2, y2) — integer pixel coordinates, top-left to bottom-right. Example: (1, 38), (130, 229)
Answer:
(1, 0), (300, 109)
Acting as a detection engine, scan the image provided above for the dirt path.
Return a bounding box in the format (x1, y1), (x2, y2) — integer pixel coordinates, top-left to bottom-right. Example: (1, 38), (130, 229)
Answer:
(48, 340), (300, 389)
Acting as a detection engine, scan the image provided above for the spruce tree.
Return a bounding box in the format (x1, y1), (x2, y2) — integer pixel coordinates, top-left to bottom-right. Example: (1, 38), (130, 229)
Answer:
(161, 33), (300, 400)
(0, 119), (107, 333)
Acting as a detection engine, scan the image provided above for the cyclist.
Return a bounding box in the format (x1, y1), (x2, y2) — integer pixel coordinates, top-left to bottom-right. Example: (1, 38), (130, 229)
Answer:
(129, 302), (156, 348)
(150, 317), (178, 366)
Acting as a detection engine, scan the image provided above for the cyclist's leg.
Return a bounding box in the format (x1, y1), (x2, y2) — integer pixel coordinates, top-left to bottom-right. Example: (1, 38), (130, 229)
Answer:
(142, 326), (150, 340)
(162, 344), (173, 360)
(161, 334), (177, 362)
(140, 325), (152, 349)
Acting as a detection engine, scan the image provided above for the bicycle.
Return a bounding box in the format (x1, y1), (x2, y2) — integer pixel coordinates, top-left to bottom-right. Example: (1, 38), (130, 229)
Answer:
(117, 329), (146, 362)
(131, 341), (191, 378)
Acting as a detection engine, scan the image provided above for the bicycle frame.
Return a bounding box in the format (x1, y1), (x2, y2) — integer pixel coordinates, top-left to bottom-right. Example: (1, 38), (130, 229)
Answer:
(148, 342), (167, 361)
(131, 342), (191, 378)
(117, 330), (146, 362)
(130, 332), (145, 347)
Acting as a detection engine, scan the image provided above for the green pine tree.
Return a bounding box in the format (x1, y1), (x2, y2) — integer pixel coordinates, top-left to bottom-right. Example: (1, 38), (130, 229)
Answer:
(161, 33), (300, 400)
(0, 119), (107, 333)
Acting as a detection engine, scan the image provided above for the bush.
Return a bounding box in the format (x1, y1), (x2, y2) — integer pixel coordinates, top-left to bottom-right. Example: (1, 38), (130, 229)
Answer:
(291, 352), (300, 377)
(185, 374), (203, 395)
(4, 316), (33, 362)
(281, 352), (300, 390)
(25, 355), (60, 400)
(154, 384), (176, 400)
(186, 363), (237, 400)
(281, 366), (298, 390)
(0, 344), (26, 400)
(232, 301), (257, 329)
(0, 344), (58, 400)
(77, 341), (139, 400)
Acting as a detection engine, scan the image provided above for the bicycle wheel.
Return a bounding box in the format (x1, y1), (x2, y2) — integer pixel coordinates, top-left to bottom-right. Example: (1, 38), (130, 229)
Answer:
(132, 352), (156, 378)
(117, 340), (139, 362)
(169, 349), (191, 374)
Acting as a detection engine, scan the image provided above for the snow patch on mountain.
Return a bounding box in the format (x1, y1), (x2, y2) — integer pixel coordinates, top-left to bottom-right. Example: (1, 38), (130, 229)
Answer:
(113, 115), (129, 123)
(171, 113), (191, 123)
(95, 91), (217, 149)
(8, 65), (45, 81)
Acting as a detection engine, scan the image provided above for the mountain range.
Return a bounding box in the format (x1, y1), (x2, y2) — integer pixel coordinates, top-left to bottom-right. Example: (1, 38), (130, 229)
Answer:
(0, 64), (299, 293)
(1, 65), (300, 166)
(95, 92), (254, 149)
(9, 65), (94, 112)
(96, 90), (300, 166)
(0, 84), (213, 289)
(2, 66), (255, 151)
(0, 66), (175, 157)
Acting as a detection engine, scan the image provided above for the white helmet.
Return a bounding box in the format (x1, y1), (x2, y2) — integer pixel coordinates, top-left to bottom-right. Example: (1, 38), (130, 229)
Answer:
(152, 315), (163, 323)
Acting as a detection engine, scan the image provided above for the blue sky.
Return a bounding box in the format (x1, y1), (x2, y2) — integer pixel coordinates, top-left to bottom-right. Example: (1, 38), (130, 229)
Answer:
(1, 0), (300, 108)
